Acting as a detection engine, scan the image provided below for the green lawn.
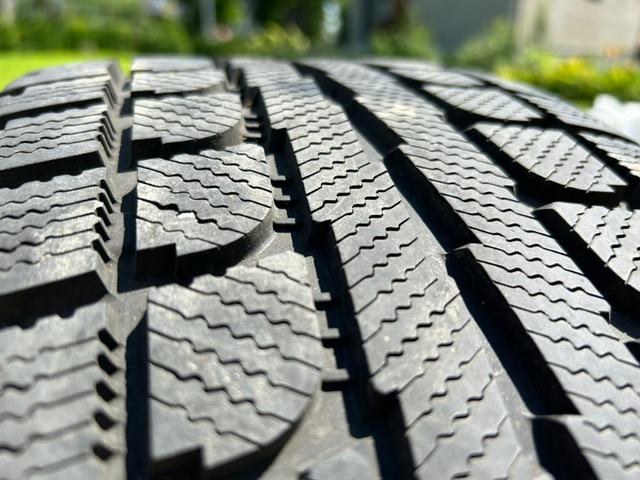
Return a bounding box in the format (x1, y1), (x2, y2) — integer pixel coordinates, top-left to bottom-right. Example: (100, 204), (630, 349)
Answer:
(0, 50), (133, 88)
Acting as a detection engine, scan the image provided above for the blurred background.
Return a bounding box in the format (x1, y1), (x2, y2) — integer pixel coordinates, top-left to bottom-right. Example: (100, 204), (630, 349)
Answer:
(0, 0), (639, 124)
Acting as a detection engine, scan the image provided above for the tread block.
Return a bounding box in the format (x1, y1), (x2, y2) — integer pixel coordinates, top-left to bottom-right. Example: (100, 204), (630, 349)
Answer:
(454, 68), (547, 96)
(302, 441), (379, 479)
(0, 74), (121, 123)
(425, 85), (543, 122)
(454, 242), (640, 476)
(131, 68), (226, 96)
(146, 252), (323, 476)
(472, 123), (626, 202)
(518, 92), (623, 136)
(406, 370), (525, 479)
(257, 79), (338, 130)
(0, 302), (125, 479)
(303, 60), (640, 477)
(554, 415), (640, 479)
(136, 145), (273, 276)
(131, 55), (214, 72)
(132, 93), (243, 158)
(239, 61), (454, 388)
(385, 65), (483, 88)
(9, 55), (637, 480)
(234, 62), (385, 224)
(0, 105), (118, 186)
(0, 168), (116, 319)
(239, 59), (545, 479)
(233, 59), (302, 87)
(578, 131), (640, 204)
(363, 58), (442, 69)
(540, 202), (640, 312)
(2, 60), (123, 94)
(299, 60), (460, 152)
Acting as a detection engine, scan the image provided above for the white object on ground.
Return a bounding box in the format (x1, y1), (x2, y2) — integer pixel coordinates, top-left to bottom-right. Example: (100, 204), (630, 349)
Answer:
(589, 94), (640, 143)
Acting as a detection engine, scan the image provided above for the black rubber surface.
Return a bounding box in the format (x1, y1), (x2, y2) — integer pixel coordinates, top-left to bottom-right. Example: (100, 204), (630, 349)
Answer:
(1, 55), (640, 479)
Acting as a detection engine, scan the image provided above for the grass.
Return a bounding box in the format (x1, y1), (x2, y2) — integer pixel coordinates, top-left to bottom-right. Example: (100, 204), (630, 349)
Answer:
(0, 50), (133, 88)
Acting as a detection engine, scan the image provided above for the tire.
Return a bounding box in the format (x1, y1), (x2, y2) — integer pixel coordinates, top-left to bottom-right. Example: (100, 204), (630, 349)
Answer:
(1, 55), (640, 480)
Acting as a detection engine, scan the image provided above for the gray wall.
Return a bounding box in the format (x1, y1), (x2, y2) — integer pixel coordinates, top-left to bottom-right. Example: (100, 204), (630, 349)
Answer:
(412, 0), (515, 52)
(409, 0), (640, 57)
(516, 0), (640, 56)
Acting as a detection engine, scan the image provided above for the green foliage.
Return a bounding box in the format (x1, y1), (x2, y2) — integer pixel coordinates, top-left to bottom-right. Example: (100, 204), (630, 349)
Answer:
(134, 18), (192, 53)
(4, 0), (319, 55)
(7, 0), (193, 52)
(64, 0), (143, 20)
(242, 22), (311, 56)
(15, 0), (63, 21)
(370, 21), (438, 59)
(199, 22), (310, 57)
(0, 16), (192, 52)
(498, 48), (640, 103)
(0, 21), (19, 50)
(180, 0), (246, 32)
(88, 22), (135, 51)
(215, 0), (246, 27)
(451, 18), (514, 70)
(2, 0), (330, 56)
(255, 0), (324, 40)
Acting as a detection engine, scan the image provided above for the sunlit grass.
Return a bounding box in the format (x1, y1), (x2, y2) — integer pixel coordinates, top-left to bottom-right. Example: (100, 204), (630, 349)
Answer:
(496, 49), (640, 105)
(0, 50), (133, 88)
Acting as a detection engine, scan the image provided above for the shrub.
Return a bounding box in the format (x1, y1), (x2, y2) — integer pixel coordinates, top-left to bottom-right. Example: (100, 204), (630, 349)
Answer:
(199, 23), (310, 58)
(370, 21), (438, 59)
(497, 48), (640, 103)
(451, 18), (514, 70)
(4, 16), (192, 53)
(0, 21), (19, 50)
(134, 18), (193, 53)
(244, 22), (310, 56)
(89, 21), (136, 51)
